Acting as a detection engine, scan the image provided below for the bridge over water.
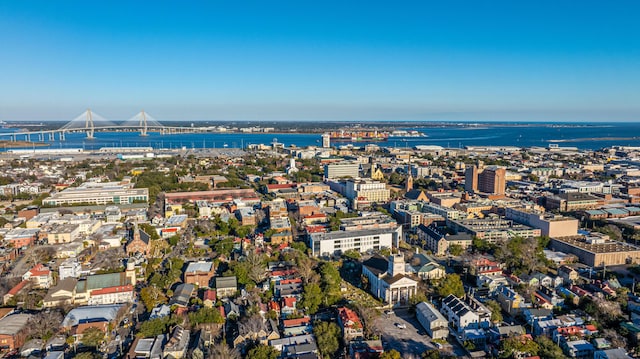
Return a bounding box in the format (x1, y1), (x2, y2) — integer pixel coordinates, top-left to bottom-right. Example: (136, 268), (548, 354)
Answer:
(0, 109), (213, 142)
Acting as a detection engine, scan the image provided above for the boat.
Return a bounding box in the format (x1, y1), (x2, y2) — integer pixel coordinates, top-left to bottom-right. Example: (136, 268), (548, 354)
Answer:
(329, 130), (388, 141)
(388, 130), (427, 138)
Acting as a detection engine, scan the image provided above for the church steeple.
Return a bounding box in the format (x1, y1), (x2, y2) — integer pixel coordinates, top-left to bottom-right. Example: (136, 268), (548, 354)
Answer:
(405, 157), (414, 192)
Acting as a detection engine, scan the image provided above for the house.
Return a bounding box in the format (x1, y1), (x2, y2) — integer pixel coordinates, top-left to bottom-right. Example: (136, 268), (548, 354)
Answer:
(558, 265), (579, 284)
(415, 301), (449, 340)
(496, 285), (527, 316)
(362, 254), (418, 307)
(22, 264), (53, 289)
(59, 258), (81, 280)
(233, 318), (280, 351)
(202, 289), (217, 308)
(281, 297), (297, 317)
(411, 253), (446, 280)
(0, 314), (32, 350)
(126, 224), (151, 257)
(349, 339), (384, 359)
(215, 276), (238, 298)
(3, 280), (28, 305)
(184, 261), (215, 287)
(282, 317), (312, 337)
(563, 340), (595, 359)
(441, 294), (492, 333)
(416, 224), (472, 256)
(163, 326), (190, 359)
(337, 307), (364, 341)
(269, 334), (318, 358)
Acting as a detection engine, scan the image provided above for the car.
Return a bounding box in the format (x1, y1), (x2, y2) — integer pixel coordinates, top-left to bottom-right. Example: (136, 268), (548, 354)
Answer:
(434, 343), (443, 349)
(395, 323), (406, 329)
(385, 310), (394, 315)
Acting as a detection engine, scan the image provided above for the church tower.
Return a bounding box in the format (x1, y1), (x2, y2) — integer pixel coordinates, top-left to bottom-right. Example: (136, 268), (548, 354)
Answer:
(405, 157), (414, 192)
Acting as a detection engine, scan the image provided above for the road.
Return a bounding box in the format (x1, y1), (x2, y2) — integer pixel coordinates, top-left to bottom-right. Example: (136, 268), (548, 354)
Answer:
(376, 308), (434, 359)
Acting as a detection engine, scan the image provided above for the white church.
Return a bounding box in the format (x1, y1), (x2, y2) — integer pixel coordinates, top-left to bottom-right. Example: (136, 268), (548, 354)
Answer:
(362, 253), (418, 306)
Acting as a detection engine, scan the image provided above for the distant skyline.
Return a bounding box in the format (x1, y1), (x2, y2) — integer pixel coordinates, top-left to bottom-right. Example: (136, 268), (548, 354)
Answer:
(1, 1), (639, 122)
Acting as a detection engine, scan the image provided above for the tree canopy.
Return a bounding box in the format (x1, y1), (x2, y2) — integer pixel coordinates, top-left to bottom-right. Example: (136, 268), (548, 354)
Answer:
(436, 274), (465, 298)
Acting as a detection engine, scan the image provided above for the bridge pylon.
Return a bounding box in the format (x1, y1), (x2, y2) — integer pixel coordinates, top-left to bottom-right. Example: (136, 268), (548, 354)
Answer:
(85, 109), (95, 139)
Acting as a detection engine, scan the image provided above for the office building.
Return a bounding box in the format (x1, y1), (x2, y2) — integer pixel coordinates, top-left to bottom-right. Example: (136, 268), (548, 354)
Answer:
(308, 226), (401, 257)
(324, 162), (360, 179)
(43, 181), (148, 206)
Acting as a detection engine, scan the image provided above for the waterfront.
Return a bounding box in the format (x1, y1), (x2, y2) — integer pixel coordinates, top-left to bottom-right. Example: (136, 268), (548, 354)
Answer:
(2, 122), (640, 151)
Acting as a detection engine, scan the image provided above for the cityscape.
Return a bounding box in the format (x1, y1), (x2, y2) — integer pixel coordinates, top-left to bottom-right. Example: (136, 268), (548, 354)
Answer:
(1, 2), (639, 359)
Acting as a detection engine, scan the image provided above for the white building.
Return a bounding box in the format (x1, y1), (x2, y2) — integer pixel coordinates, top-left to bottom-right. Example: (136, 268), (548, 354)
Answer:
(324, 162), (360, 179)
(416, 302), (449, 340)
(308, 226), (400, 257)
(441, 294), (492, 333)
(362, 254), (418, 307)
(345, 179), (390, 204)
(43, 181), (148, 206)
(59, 258), (81, 280)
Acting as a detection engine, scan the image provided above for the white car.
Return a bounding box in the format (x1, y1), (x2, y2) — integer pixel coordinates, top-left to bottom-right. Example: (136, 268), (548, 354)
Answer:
(385, 310), (394, 315)
(395, 323), (407, 329)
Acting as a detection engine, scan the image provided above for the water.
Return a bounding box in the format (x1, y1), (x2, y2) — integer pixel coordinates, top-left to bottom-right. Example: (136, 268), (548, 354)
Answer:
(2, 123), (640, 151)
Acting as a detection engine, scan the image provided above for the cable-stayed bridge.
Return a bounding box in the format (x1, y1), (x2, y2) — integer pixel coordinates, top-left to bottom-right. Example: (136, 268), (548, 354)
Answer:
(0, 109), (209, 142)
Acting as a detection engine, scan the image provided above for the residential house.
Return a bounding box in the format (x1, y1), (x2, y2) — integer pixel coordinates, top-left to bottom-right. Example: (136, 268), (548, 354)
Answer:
(233, 318), (280, 351)
(337, 307), (364, 341)
(558, 266), (579, 285)
(170, 283), (195, 307)
(163, 326), (190, 359)
(202, 290), (217, 308)
(441, 294), (492, 333)
(411, 253), (446, 280)
(22, 264), (53, 289)
(215, 276), (238, 298)
(496, 285), (527, 316)
(562, 340), (595, 359)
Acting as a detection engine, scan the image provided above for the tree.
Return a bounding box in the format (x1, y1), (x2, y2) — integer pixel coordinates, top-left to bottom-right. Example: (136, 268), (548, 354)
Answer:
(138, 316), (179, 337)
(246, 344), (279, 359)
(422, 350), (441, 359)
(342, 249), (361, 260)
(188, 307), (225, 326)
(27, 310), (63, 341)
(81, 327), (105, 348)
(320, 262), (342, 305)
(245, 251), (267, 284)
(313, 321), (341, 358)
(299, 283), (322, 314)
(448, 244), (464, 256)
(209, 342), (241, 359)
(140, 285), (167, 311)
(485, 300), (503, 323)
(436, 274), (464, 298)
(535, 336), (565, 359)
(75, 353), (102, 359)
(499, 335), (539, 358)
(380, 349), (402, 359)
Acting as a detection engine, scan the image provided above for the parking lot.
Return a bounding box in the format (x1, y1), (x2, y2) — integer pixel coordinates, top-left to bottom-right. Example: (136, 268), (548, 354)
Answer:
(375, 308), (436, 358)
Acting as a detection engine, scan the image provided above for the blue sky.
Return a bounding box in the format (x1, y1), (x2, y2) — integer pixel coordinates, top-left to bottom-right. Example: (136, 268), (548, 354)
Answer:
(0, 1), (639, 122)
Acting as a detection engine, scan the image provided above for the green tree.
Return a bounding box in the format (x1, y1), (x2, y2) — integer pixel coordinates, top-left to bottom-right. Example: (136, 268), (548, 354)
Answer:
(342, 249), (361, 260)
(140, 285), (168, 311)
(75, 353), (102, 359)
(535, 336), (566, 359)
(422, 350), (441, 359)
(380, 349), (402, 359)
(313, 321), (341, 358)
(320, 262), (342, 305)
(81, 327), (104, 348)
(485, 300), (503, 323)
(499, 335), (539, 358)
(246, 344), (279, 359)
(138, 316), (179, 337)
(448, 244), (464, 256)
(436, 274), (465, 298)
(299, 282), (322, 314)
(188, 307), (225, 326)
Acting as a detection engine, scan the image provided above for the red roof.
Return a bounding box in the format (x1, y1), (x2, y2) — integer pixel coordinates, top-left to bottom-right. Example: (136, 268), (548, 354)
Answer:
(28, 263), (51, 277)
(283, 297), (297, 308)
(283, 317), (311, 327)
(7, 280), (28, 296)
(269, 301), (281, 312)
(91, 285), (134, 296)
(203, 289), (217, 302)
(305, 225), (327, 233)
(304, 213), (327, 219)
(266, 184), (296, 190)
(337, 307), (362, 329)
(280, 278), (302, 285)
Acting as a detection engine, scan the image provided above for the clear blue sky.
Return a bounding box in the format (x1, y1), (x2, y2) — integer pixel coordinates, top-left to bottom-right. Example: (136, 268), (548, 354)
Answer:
(1, 1), (639, 122)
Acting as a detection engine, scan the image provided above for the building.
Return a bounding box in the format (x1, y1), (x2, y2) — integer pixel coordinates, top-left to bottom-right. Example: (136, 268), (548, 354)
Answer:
(163, 326), (190, 359)
(126, 224), (151, 256)
(546, 193), (601, 212)
(505, 207), (579, 237)
(362, 254), (418, 306)
(478, 166), (506, 195)
(0, 314), (32, 351)
(184, 261), (215, 287)
(308, 226), (400, 257)
(441, 294), (492, 333)
(550, 234), (640, 267)
(43, 278), (77, 308)
(22, 264), (53, 289)
(170, 283), (195, 307)
(416, 224), (472, 256)
(415, 301), (449, 340)
(448, 218), (541, 243)
(322, 133), (331, 148)
(324, 162), (360, 179)
(47, 224), (81, 244)
(59, 258), (81, 280)
(337, 307), (364, 341)
(215, 276), (238, 298)
(75, 271), (136, 306)
(465, 165), (506, 195)
(43, 181), (148, 206)
(345, 179), (390, 205)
